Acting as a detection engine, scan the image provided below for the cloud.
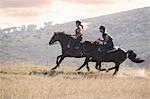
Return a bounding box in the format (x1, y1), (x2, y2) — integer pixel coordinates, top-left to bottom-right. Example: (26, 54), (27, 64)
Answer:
(0, 8), (40, 18)
(63, 0), (113, 4)
(0, 0), (51, 8)
(0, 0), (51, 18)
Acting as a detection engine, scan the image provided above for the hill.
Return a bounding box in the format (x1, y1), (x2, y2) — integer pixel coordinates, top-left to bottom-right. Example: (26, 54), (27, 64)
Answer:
(0, 7), (149, 67)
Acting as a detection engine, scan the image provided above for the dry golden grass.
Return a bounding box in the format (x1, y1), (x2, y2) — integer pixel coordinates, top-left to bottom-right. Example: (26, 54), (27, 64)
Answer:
(0, 64), (150, 99)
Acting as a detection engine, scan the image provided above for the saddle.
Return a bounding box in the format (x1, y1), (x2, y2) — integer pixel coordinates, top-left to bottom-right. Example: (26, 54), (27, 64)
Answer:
(107, 46), (119, 53)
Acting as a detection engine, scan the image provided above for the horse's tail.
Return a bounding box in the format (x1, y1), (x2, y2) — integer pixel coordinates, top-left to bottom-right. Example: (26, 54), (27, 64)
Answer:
(126, 50), (145, 63)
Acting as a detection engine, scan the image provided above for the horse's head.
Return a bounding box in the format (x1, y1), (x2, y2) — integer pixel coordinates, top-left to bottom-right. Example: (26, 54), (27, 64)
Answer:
(49, 32), (64, 45)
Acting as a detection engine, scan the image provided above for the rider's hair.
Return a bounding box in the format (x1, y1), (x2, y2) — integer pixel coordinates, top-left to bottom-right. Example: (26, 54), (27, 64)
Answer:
(99, 25), (105, 31)
(76, 20), (83, 29)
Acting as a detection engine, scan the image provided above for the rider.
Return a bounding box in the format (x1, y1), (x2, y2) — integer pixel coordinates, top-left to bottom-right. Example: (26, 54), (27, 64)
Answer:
(72, 20), (84, 49)
(97, 25), (114, 52)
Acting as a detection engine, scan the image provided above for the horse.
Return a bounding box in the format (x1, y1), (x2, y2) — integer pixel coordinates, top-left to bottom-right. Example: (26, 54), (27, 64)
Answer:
(76, 41), (145, 75)
(49, 32), (91, 71)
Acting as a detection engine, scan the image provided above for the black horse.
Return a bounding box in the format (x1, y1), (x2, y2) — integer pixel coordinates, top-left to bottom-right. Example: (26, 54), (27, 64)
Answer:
(49, 32), (90, 71)
(76, 41), (145, 75)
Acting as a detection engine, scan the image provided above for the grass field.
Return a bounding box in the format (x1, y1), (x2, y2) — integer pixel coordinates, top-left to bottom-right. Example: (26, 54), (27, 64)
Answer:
(0, 64), (150, 99)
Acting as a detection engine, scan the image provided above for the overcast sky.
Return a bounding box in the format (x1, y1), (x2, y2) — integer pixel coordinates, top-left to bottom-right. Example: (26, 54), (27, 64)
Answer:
(0, 0), (149, 28)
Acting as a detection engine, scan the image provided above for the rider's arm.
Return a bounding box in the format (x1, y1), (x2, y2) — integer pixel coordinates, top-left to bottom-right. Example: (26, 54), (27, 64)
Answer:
(103, 35), (109, 43)
(98, 35), (109, 45)
(96, 38), (103, 44)
(76, 33), (83, 37)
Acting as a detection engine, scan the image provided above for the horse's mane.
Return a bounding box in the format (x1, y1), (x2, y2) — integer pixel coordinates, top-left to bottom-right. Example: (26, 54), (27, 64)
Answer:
(55, 32), (72, 38)
(83, 41), (99, 45)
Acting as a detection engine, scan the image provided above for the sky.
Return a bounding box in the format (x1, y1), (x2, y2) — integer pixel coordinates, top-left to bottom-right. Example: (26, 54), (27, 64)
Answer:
(0, 0), (150, 28)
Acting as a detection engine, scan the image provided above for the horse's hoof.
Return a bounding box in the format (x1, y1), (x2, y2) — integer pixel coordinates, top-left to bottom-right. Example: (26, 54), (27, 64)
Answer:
(95, 67), (99, 71)
(51, 67), (57, 70)
(51, 68), (55, 70)
(101, 69), (106, 71)
(113, 72), (117, 76)
(50, 69), (55, 72)
(87, 69), (90, 72)
(106, 70), (109, 72)
(87, 68), (90, 71)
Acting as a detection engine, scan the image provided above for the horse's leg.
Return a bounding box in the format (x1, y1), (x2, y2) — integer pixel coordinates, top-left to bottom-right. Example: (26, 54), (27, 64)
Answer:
(86, 58), (95, 71)
(56, 55), (63, 65)
(76, 57), (90, 71)
(113, 63), (120, 76)
(86, 61), (90, 71)
(54, 56), (65, 69)
(98, 62), (106, 71)
(95, 61), (100, 71)
(51, 66), (58, 70)
(106, 63), (120, 75)
(51, 55), (63, 70)
(106, 66), (116, 72)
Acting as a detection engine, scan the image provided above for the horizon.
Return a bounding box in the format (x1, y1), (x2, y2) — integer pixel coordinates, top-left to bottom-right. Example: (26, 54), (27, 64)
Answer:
(0, 0), (150, 29)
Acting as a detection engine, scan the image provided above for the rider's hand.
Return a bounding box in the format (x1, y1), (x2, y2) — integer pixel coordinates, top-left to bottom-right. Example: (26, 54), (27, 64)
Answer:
(93, 41), (99, 44)
(80, 41), (84, 43)
(72, 36), (77, 39)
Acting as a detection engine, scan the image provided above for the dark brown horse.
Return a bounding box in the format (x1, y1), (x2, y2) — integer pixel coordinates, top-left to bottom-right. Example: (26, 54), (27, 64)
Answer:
(49, 32), (90, 71)
(76, 41), (145, 75)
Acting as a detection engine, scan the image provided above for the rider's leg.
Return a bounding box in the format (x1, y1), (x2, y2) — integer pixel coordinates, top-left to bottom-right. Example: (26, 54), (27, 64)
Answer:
(74, 36), (82, 49)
